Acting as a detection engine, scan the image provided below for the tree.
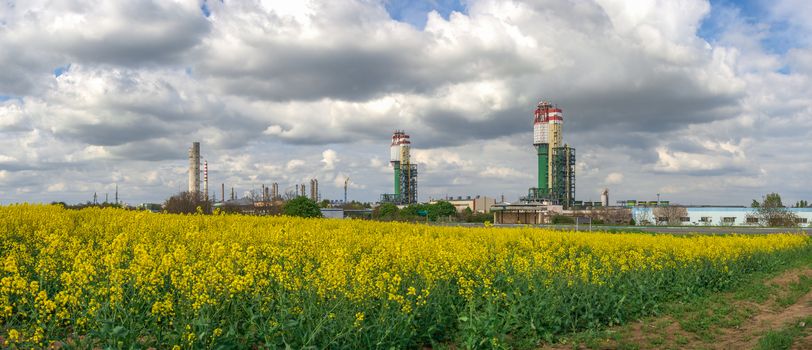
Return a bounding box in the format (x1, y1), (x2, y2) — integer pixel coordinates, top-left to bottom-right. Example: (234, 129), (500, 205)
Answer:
(652, 206), (688, 226)
(794, 200), (809, 208)
(428, 201), (456, 221)
(373, 203), (399, 220)
(282, 196), (322, 218)
(164, 192), (211, 214)
(751, 199), (760, 208)
(751, 193), (797, 227)
(399, 204), (424, 219)
(763, 193), (784, 208)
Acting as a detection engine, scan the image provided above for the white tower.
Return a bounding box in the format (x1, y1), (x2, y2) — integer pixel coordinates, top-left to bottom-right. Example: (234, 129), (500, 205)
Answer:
(188, 142), (200, 196)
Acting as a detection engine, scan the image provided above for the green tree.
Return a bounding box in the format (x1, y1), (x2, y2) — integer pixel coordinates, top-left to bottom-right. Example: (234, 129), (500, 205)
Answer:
(283, 196), (322, 218)
(751, 199), (760, 208)
(763, 193), (784, 208)
(374, 203), (399, 220)
(399, 204), (425, 219)
(428, 201), (457, 221)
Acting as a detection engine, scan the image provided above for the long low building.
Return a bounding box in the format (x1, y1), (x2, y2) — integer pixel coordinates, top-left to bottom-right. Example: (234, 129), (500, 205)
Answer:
(431, 196), (497, 213)
(631, 206), (812, 227)
(490, 203), (564, 224)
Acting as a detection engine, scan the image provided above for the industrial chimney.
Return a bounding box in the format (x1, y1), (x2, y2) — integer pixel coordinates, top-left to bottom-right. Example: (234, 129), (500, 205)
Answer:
(188, 142), (201, 197)
(310, 179), (319, 201)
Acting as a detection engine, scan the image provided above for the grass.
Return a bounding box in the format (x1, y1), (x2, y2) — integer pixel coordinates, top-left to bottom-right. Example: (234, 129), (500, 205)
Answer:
(776, 275), (812, 308)
(755, 316), (812, 350)
(549, 245), (812, 349)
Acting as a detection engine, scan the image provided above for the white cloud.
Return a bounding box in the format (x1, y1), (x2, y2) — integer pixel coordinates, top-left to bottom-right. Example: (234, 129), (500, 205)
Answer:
(0, 0), (810, 205)
(481, 166), (531, 179)
(47, 183), (66, 192)
(605, 172), (624, 185)
(285, 159), (306, 171)
(321, 149), (339, 170)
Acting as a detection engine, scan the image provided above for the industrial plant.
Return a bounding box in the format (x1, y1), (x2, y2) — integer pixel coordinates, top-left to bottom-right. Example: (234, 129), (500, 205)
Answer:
(173, 98), (811, 228)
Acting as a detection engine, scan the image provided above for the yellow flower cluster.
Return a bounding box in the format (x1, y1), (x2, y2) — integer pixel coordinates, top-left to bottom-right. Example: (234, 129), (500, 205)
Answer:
(0, 204), (807, 347)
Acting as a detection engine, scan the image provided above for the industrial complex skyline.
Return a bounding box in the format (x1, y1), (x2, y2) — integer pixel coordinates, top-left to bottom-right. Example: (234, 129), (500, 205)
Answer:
(1, 0), (811, 206)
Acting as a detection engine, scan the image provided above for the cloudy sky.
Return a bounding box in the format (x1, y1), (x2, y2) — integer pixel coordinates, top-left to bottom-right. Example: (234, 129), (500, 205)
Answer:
(1, 0), (811, 206)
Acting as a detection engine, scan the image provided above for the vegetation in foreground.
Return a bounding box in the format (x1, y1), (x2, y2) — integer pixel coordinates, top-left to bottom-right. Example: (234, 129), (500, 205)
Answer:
(548, 251), (812, 350)
(1, 205), (809, 349)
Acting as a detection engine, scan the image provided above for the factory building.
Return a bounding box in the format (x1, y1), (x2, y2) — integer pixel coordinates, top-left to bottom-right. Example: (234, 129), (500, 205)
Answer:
(381, 130), (418, 205)
(430, 196), (497, 213)
(525, 101), (576, 208)
(631, 207), (812, 227)
(491, 203), (564, 224)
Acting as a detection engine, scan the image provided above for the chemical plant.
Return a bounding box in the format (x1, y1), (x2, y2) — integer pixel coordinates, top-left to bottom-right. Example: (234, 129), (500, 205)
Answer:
(182, 99), (583, 221)
(159, 97), (812, 227)
(84, 96), (811, 228)
(186, 142), (321, 210)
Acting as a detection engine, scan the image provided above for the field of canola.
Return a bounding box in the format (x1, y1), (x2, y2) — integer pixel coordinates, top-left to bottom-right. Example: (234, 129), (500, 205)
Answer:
(1, 205), (810, 349)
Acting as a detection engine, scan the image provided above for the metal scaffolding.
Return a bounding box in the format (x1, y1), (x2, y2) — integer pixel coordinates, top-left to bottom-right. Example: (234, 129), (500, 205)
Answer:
(381, 163), (418, 205)
(551, 145), (575, 208)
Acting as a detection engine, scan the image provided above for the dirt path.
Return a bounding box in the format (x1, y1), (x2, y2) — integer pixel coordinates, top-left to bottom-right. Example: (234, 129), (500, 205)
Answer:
(714, 268), (812, 349)
(543, 267), (812, 349)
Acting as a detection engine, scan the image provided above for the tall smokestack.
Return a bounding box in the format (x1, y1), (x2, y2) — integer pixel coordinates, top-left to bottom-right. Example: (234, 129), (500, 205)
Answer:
(310, 179), (319, 201)
(188, 142), (201, 197)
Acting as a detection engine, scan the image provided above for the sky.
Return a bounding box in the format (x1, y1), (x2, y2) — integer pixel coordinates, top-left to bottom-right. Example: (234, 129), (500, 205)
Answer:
(1, 0), (811, 206)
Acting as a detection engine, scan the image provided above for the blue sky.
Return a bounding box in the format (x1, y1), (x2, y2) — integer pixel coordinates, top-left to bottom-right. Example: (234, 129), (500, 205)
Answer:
(386, 0), (804, 55)
(384, 0), (466, 28)
(699, 0), (802, 54)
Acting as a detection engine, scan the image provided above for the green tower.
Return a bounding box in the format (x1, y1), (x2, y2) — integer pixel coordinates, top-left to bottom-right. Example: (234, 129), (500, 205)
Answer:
(537, 144), (549, 191)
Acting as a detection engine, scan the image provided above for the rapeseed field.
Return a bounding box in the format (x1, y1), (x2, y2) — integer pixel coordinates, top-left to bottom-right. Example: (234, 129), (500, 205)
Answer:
(1, 205), (808, 348)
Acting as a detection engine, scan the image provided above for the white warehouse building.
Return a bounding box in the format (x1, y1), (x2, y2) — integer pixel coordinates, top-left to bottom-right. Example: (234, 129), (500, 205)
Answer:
(631, 206), (812, 227)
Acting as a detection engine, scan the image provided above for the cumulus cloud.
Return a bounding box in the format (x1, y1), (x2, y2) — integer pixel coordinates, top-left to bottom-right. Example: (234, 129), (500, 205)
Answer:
(0, 0), (810, 205)
(605, 172), (624, 185)
(321, 149), (340, 170)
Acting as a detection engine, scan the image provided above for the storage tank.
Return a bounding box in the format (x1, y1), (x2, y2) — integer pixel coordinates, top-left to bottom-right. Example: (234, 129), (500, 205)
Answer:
(533, 102), (549, 146)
